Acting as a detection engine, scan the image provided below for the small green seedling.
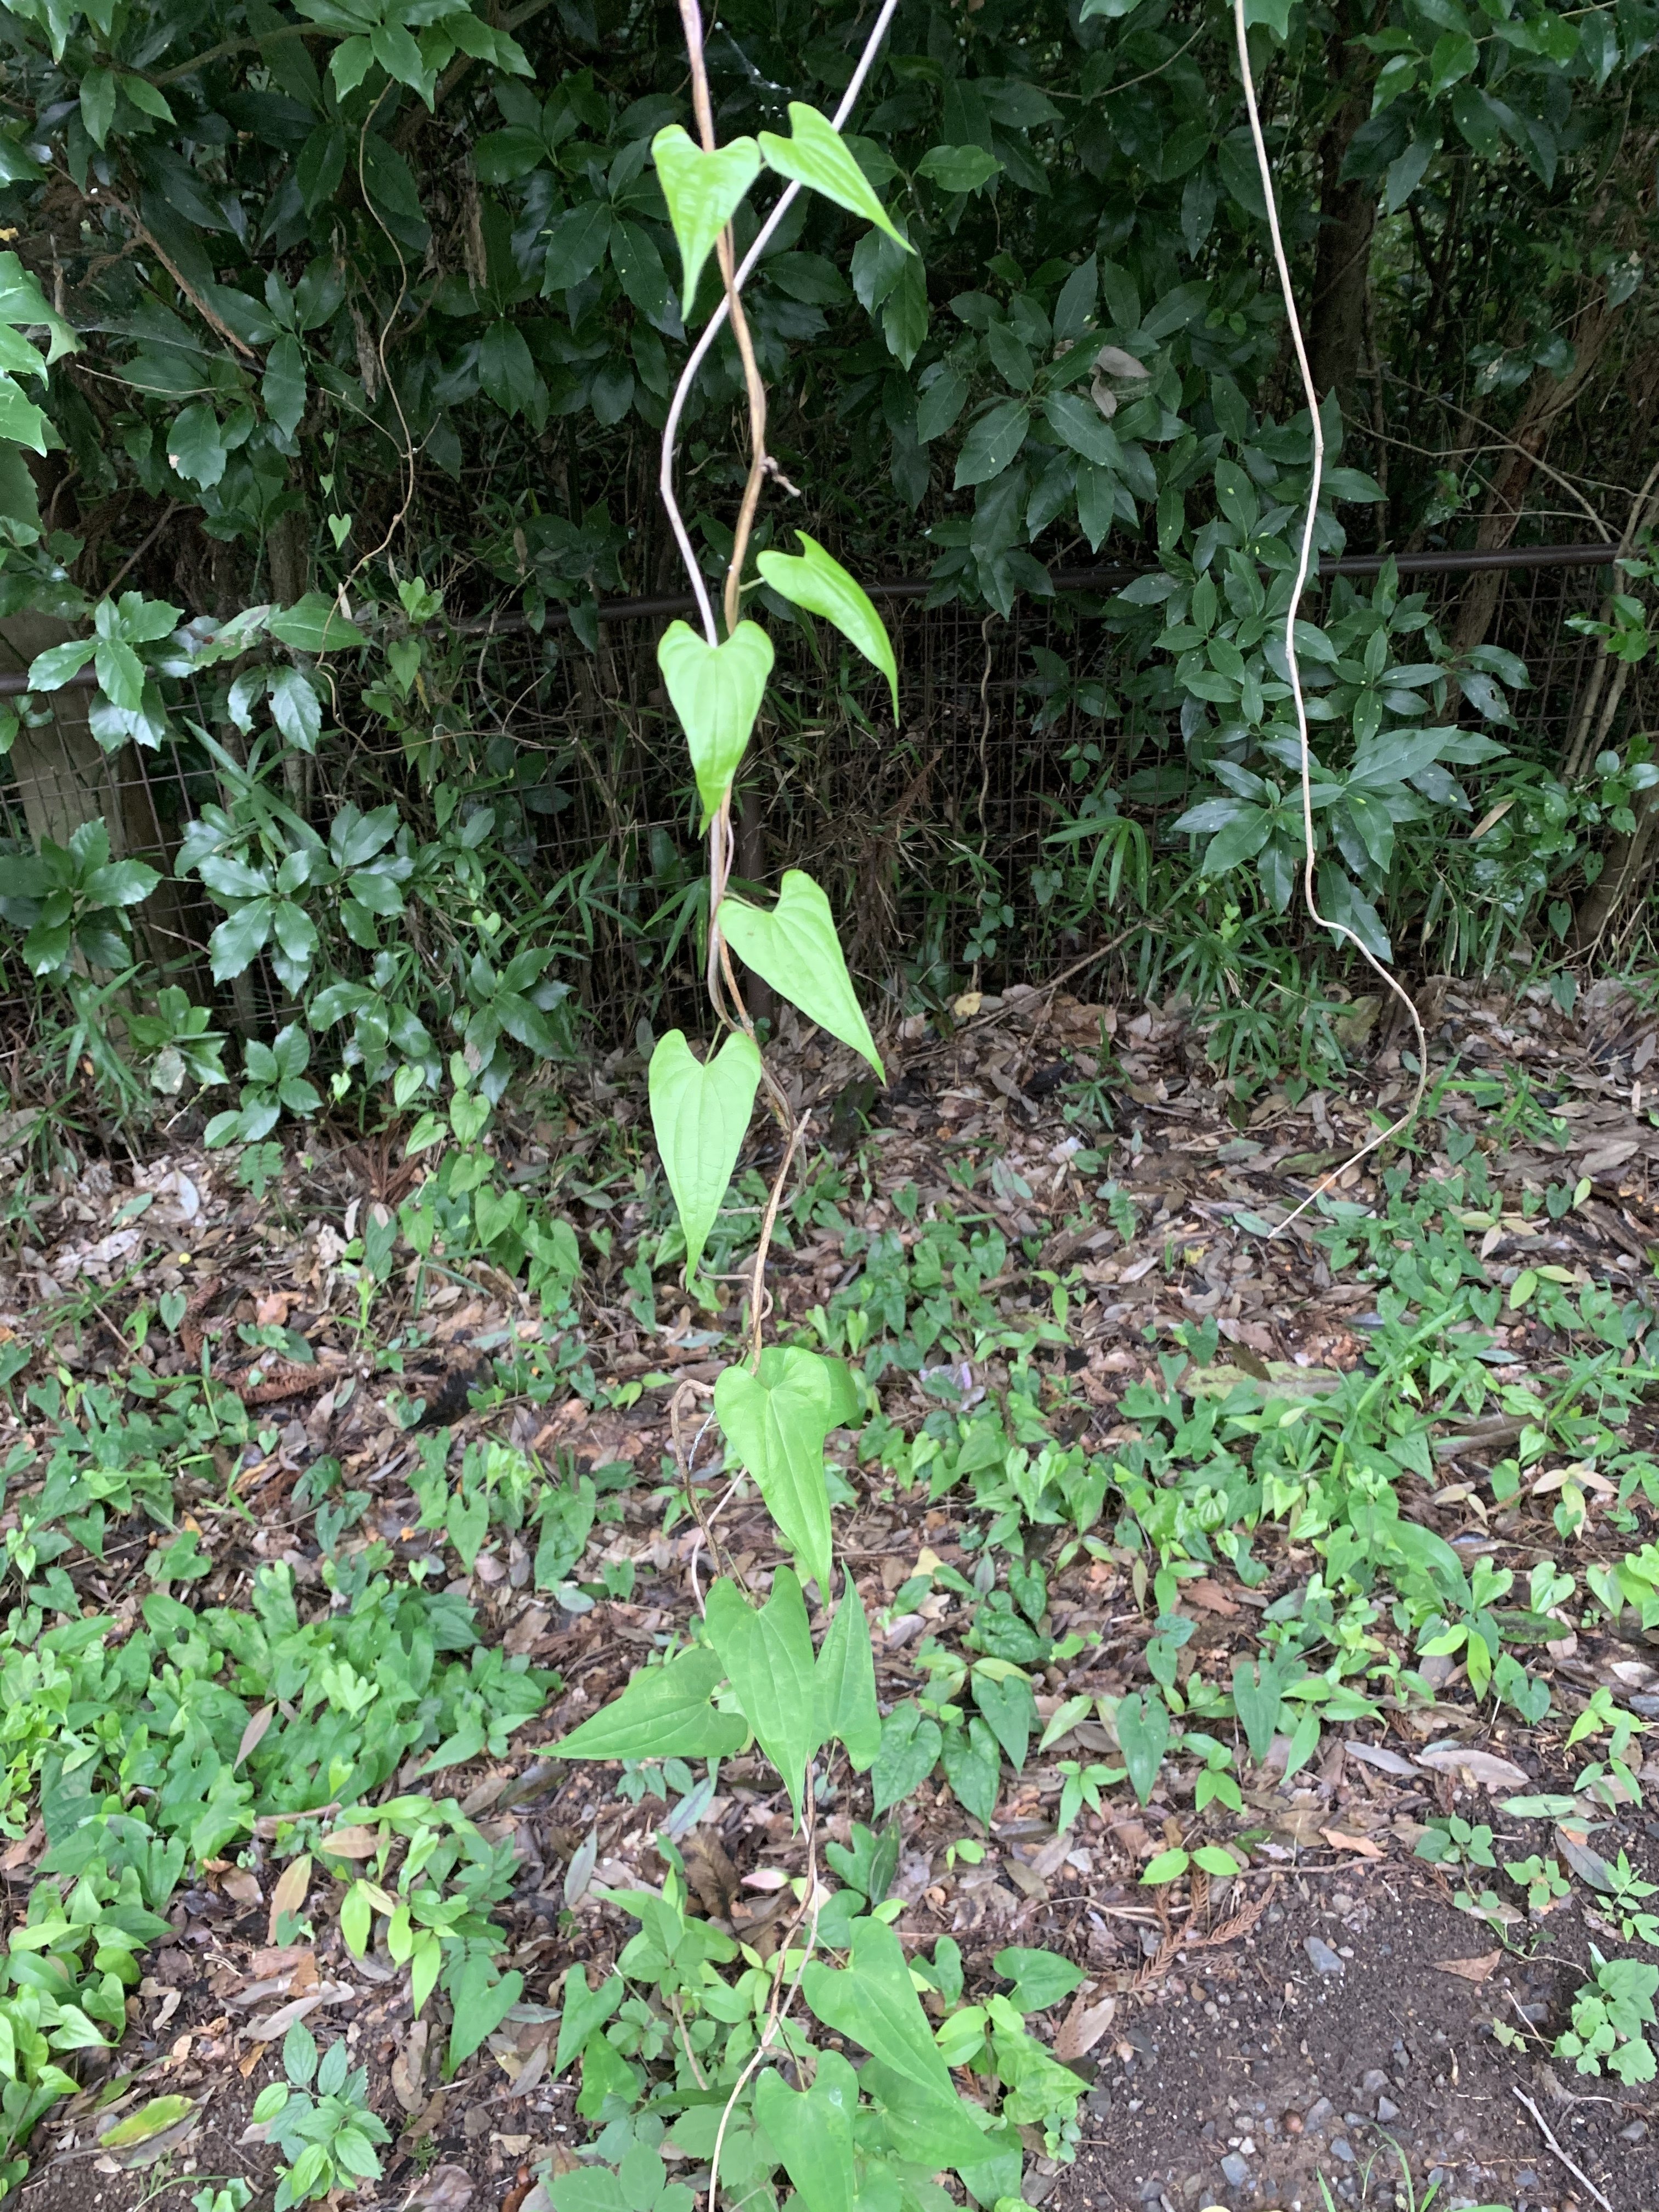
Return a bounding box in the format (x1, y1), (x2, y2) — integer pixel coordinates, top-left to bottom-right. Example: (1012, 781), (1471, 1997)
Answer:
(1504, 1854), (1571, 1916)
(1415, 1816), (1497, 1871)
(1554, 1950), (1658, 2083)
(247, 2023), (391, 2209)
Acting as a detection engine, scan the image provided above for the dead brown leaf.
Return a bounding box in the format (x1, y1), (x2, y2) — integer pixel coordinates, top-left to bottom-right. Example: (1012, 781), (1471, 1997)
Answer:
(1184, 1577), (1240, 1617)
(403, 2164), (475, 2211)
(235, 1703), (275, 1769)
(1321, 1829), (1385, 1858)
(319, 1823), (380, 1859)
(392, 2019), (430, 2113)
(1053, 1988), (1116, 2062)
(249, 1944), (313, 1980)
(1435, 1951), (1500, 1983)
(1414, 1745), (1529, 1789)
(266, 1852), (311, 1945)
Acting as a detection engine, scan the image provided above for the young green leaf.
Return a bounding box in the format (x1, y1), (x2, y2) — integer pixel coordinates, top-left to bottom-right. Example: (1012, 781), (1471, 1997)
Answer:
(96, 2095), (196, 2149)
(648, 1028), (761, 1280)
(1141, 1847), (1189, 1884)
(758, 105), (911, 248)
(971, 1668), (1035, 1773)
(657, 619), (774, 825)
(719, 871), (883, 1077)
(755, 532), (898, 716)
(713, 1345), (836, 1592)
(705, 1569), (825, 1823)
(267, 591), (367, 652)
(802, 1915), (957, 2102)
(1193, 1844), (1243, 1878)
(545, 1644), (747, 1762)
(861, 2059), (1004, 2175)
(1114, 1689), (1169, 1805)
(1231, 1655), (1293, 1766)
(651, 126), (761, 312)
(940, 1713), (1001, 1824)
(448, 1954), (523, 2068)
(993, 1946), (1085, 2013)
(554, 1964), (624, 2074)
(871, 1701), (942, 1816)
(816, 1582), (882, 1772)
(753, 2052), (861, 2212)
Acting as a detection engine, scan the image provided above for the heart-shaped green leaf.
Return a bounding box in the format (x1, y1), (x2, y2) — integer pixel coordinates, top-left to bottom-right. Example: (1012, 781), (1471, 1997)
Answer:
(546, 1644), (748, 1762)
(971, 1668), (1036, 1773)
(651, 125), (761, 312)
(756, 532), (898, 718)
(816, 1583), (881, 1773)
(648, 1028), (761, 1279)
(719, 871), (883, 1078)
(714, 1345), (836, 1592)
(706, 1568), (824, 1822)
(657, 619), (774, 825)
(1114, 1689), (1170, 1805)
(758, 104), (911, 249)
(754, 2053), (861, 2212)
(802, 1916), (957, 2102)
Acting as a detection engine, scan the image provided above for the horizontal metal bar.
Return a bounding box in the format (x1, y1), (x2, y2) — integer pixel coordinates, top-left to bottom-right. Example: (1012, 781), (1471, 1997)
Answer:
(0, 540), (1618, 695)
(465, 538), (1620, 635)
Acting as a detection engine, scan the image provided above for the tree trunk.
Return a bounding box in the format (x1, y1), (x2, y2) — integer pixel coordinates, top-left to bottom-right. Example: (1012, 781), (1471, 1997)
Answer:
(1572, 783), (1659, 953)
(1310, 53), (1379, 426)
(1451, 294), (1624, 657)
(1, 610), (203, 986)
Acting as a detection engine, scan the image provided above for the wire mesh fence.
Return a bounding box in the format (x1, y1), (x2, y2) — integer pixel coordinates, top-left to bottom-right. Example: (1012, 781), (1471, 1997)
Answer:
(0, 542), (1643, 1043)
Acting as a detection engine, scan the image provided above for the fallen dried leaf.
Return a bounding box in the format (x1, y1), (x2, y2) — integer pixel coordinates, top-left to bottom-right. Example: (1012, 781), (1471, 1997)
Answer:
(319, 1824), (380, 1859)
(1435, 1952), (1500, 1983)
(1321, 1829), (1385, 1858)
(392, 2019), (430, 2113)
(267, 1852), (311, 1945)
(1342, 1741), (1417, 1778)
(403, 2163), (475, 2211)
(1184, 1577), (1240, 1617)
(1053, 1989), (1116, 2062)
(1414, 1744), (1530, 1790)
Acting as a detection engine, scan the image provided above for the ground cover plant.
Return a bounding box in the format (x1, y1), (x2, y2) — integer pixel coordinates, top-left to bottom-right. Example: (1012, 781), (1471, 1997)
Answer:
(2, 974), (1659, 2212)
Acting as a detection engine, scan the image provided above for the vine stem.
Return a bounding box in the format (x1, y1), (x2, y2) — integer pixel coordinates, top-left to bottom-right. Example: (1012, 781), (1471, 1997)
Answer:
(748, 1109), (810, 1368)
(705, 1785), (823, 2212)
(657, 0), (904, 650)
(1229, 0), (1428, 1231)
(662, 0), (902, 1034)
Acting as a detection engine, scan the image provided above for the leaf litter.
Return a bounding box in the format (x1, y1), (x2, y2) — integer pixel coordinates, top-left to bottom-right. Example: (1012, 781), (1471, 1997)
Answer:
(4, 975), (1659, 2210)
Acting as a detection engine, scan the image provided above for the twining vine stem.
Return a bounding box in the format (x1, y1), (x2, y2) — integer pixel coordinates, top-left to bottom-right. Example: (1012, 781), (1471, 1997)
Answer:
(656, 1), (900, 1329)
(651, 10), (901, 2203)
(659, 0), (901, 1023)
(1229, 0), (1429, 1228)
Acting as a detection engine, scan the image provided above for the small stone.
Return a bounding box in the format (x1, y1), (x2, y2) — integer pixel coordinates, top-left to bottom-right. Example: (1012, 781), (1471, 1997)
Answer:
(1378, 2097), (1400, 2123)
(1220, 2154), (1251, 2188)
(1620, 2119), (1648, 2143)
(1361, 2070), (1389, 2096)
(1331, 2141), (1355, 2165)
(1304, 1937), (1344, 1976)
(1304, 2098), (1335, 2132)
